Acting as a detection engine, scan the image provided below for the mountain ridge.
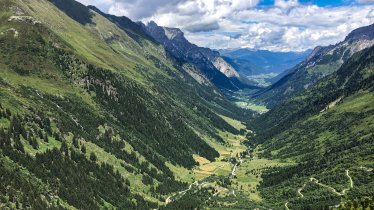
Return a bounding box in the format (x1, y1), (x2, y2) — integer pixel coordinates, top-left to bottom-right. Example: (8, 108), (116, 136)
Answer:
(253, 23), (374, 108)
(249, 44), (374, 209)
(0, 0), (253, 208)
(140, 21), (255, 91)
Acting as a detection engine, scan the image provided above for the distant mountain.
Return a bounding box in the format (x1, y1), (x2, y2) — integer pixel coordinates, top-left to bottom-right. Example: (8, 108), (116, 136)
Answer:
(141, 21), (254, 91)
(220, 48), (311, 76)
(253, 23), (374, 108)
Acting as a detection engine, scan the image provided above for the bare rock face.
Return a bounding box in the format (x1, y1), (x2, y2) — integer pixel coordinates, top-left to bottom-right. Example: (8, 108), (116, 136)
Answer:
(212, 57), (240, 78)
(141, 21), (248, 91)
(164, 27), (184, 41)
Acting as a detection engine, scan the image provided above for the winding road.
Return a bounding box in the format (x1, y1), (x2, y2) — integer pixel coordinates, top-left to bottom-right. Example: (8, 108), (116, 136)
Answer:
(297, 183), (306, 198)
(285, 169), (354, 209)
(166, 157), (244, 205)
(310, 170), (353, 196)
(284, 202), (289, 210)
(346, 170), (353, 189)
(165, 181), (200, 204)
(359, 166), (373, 172)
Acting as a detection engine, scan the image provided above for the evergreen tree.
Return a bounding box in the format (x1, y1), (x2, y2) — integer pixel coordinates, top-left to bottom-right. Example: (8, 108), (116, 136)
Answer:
(81, 144), (86, 154)
(43, 133), (49, 143)
(73, 136), (79, 148)
(90, 152), (97, 162)
(60, 141), (69, 156)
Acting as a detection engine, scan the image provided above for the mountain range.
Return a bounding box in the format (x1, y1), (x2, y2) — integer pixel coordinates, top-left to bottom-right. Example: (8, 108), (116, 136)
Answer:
(0, 0), (373, 209)
(220, 48), (311, 76)
(219, 48), (311, 87)
(141, 21), (253, 91)
(253, 23), (374, 108)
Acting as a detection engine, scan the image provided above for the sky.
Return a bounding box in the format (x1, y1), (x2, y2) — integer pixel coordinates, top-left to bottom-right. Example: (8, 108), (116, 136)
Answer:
(77, 0), (374, 52)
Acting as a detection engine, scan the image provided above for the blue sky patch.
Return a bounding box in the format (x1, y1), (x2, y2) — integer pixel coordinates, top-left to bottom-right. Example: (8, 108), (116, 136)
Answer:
(257, 0), (368, 8)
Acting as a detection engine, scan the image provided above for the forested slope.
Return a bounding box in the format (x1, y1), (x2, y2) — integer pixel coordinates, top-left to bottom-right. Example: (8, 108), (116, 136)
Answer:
(251, 44), (374, 209)
(0, 0), (252, 208)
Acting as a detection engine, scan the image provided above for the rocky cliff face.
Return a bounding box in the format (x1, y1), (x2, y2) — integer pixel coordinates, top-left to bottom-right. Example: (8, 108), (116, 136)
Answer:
(212, 57), (240, 78)
(141, 21), (248, 91)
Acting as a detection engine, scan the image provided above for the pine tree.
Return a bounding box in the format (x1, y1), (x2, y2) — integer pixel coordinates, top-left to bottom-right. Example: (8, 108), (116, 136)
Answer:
(73, 136), (79, 148)
(38, 130), (44, 139)
(5, 108), (11, 118)
(14, 135), (25, 153)
(31, 138), (39, 149)
(90, 152), (97, 162)
(60, 141), (69, 156)
(43, 133), (49, 143)
(81, 144), (86, 154)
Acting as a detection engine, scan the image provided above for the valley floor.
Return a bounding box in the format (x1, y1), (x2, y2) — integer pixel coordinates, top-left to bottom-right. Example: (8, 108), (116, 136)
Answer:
(163, 114), (374, 209)
(225, 89), (269, 114)
(163, 116), (295, 209)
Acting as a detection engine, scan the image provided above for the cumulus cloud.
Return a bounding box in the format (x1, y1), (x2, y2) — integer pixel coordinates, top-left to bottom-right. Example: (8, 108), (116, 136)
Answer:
(77, 0), (374, 52)
(274, 0), (299, 9)
(143, 0), (260, 33)
(107, 0), (186, 20)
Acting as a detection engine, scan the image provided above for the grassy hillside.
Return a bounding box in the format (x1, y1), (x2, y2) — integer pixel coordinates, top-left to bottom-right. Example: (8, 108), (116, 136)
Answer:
(252, 45), (374, 140)
(249, 45), (374, 209)
(0, 0), (252, 208)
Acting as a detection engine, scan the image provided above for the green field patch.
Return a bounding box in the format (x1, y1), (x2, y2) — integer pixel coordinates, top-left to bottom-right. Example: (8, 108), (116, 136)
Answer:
(232, 155), (293, 203)
(226, 89), (269, 113)
(166, 162), (194, 183)
(21, 136), (61, 156)
(234, 101), (269, 113)
(218, 114), (247, 130)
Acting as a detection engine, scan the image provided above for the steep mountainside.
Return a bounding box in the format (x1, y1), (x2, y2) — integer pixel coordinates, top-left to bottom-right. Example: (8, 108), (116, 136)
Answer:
(141, 21), (252, 91)
(250, 45), (374, 209)
(253, 23), (374, 108)
(153, 40), (374, 210)
(0, 0), (252, 208)
(0, 0), (373, 209)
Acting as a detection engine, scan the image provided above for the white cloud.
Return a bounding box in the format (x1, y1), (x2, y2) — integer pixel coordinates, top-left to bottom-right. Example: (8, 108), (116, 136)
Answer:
(274, 0), (299, 9)
(77, 0), (374, 52)
(107, 0), (186, 20)
(77, 0), (115, 11)
(357, 0), (374, 3)
(142, 0), (260, 33)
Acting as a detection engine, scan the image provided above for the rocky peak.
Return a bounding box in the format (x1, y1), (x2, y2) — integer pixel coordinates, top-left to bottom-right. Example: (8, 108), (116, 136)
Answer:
(142, 21), (246, 90)
(344, 23), (374, 42)
(163, 27), (184, 40)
